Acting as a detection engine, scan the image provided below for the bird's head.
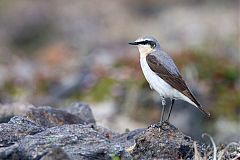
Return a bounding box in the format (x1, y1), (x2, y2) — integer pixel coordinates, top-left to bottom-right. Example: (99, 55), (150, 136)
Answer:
(129, 36), (160, 55)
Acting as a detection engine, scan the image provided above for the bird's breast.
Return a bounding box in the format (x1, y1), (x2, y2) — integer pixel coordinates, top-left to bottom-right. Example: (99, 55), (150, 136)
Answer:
(140, 57), (174, 98)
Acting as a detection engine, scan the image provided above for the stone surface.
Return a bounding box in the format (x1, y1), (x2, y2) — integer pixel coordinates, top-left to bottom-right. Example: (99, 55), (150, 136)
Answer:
(40, 147), (71, 160)
(17, 124), (123, 159)
(0, 143), (19, 159)
(0, 116), (44, 147)
(7, 122), (142, 160)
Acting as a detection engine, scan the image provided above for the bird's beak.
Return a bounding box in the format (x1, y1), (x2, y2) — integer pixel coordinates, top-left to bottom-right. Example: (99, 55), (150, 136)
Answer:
(128, 42), (139, 45)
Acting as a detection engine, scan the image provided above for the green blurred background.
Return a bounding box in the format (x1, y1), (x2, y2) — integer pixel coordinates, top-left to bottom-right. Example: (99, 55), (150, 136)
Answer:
(0, 0), (239, 143)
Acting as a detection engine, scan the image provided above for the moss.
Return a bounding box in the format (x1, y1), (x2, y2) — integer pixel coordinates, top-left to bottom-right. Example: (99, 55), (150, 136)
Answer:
(224, 66), (239, 84)
(111, 155), (120, 160)
(3, 80), (25, 97)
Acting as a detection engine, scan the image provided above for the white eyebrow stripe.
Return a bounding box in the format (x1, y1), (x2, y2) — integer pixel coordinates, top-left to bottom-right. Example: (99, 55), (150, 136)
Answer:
(135, 38), (152, 43)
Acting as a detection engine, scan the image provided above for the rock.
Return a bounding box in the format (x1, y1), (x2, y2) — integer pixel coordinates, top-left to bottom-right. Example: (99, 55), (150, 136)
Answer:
(65, 102), (95, 124)
(0, 143), (19, 159)
(131, 122), (196, 159)
(112, 128), (145, 149)
(40, 147), (71, 160)
(17, 124), (127, 160)
(26, 106), (93, 128)
(0, 103), (210, 160)
(0, 116), (44, 147)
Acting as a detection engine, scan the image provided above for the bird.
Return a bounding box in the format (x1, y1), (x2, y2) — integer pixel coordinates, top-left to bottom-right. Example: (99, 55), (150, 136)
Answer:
(129, 36), (210, 124)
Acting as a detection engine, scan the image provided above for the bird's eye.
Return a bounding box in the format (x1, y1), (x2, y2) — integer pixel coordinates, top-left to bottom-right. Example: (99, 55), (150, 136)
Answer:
(149, 41), (156, 48)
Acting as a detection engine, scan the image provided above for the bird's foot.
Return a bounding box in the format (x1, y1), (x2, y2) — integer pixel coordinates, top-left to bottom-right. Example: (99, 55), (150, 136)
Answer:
(160, 121), (170, 131)
(149, 120), (170, 131)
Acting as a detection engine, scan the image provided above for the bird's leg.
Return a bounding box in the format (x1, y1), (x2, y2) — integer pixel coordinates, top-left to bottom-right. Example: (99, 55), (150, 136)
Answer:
(166, 99), (175, 122)
(160, 98), (166, 125)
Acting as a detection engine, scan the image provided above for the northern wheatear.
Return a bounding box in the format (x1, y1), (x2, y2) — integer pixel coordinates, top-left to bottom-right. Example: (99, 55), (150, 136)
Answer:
(129, 36), (210, 124)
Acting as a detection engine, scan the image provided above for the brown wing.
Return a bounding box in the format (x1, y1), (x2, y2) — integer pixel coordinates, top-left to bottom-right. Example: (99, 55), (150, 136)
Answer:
(146, 54), (210, 117)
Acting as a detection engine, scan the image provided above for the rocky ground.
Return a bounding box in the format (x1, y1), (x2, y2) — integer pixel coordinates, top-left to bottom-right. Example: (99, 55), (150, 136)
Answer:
(0, 102), (239, 160)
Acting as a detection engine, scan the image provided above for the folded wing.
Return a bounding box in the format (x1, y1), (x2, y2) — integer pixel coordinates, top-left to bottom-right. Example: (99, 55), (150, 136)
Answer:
(146, 54), (210, 117)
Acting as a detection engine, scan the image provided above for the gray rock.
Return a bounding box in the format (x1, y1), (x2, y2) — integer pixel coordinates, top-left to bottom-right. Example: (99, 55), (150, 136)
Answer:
(0, 116), (44, 147)
(0, 143), (19, 159)
(17, 124), (124, 160)
(0, 103), (213, 160)
(132, 122), (196, 159)
(40, 147), (71, 160)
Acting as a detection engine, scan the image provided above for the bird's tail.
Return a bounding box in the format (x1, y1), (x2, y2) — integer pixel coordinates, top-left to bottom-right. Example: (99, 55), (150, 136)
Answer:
(183, 92), (211, 117)
(189, 96), (210, 117)
(196, 104), (211, 117)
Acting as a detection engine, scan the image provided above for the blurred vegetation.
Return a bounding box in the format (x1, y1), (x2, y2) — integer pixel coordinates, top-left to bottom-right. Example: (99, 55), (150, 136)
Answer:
(83, 78), (116, 102)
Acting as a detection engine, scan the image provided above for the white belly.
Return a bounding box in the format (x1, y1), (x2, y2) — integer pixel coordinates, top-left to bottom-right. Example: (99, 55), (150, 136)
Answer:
(140, 57), (176, 99)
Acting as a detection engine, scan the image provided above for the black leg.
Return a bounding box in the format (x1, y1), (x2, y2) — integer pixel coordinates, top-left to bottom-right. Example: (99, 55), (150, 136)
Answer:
(166, 99), (175, 122)
(160, 98), (166, 124)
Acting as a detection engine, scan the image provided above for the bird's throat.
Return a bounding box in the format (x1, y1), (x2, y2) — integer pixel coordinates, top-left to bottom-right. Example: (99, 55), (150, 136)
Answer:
(138, 46), (154, 58)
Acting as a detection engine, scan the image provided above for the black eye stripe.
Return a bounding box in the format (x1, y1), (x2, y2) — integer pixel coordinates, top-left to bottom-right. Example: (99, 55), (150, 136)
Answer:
(139, 40), (152, 45)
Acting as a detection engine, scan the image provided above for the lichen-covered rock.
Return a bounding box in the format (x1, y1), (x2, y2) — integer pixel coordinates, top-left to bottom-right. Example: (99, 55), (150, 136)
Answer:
(0, 116), (44, 147)
(40, 147), (71, 160)
(17, 124), (133, 160)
